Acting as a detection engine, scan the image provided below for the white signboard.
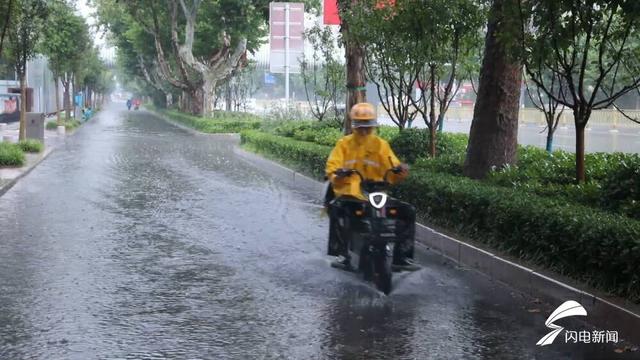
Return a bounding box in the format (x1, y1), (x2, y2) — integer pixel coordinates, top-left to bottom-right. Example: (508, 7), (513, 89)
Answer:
(269, 2), (304, 74)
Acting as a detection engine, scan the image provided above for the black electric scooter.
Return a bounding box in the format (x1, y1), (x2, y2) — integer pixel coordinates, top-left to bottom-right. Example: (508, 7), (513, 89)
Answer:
(330, 166), (404, 294)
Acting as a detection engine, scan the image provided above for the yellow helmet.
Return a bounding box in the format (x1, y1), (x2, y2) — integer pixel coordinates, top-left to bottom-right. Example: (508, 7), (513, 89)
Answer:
(350, 102), (378, 127)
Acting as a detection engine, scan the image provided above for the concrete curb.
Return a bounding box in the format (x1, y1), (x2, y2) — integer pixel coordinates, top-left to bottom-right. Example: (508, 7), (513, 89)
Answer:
(233, 145), (640, 345)
(0, 147), (55, 198)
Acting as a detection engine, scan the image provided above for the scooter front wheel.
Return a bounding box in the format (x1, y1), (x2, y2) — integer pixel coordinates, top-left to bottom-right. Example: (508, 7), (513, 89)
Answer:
(374, 253), (392, 295)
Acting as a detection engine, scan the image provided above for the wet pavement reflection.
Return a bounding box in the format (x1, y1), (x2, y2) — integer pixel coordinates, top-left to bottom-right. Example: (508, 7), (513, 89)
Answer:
(0, 105), (637, 359)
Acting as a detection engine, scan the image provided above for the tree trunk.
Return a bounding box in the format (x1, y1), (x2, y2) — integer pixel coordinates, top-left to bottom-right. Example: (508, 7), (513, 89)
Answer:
(202, 79), (217, 117)
(189, 88), (203, 116)
(463, 0), (522, 179)
(72, 74), (78, 120)
(437, 113), (445, 132)
(344, 40), (366, 134)
(225, 81), (232, 112)
(19, 72), (26, 140)
(340, 0), (366, 134)
(575, 118), (586, 183)
(0, 0), (13, 60)
(546, 132), (553, 152)
(55, 77), (61, 125)
(180, 91), (187, 112)
(429, 64), (437, 157)
(63, 76), (70, 120)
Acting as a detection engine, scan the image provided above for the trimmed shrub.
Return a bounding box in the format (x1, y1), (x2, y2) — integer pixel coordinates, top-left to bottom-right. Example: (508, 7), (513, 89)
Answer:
(389, 129), (469, 163)
(376, 126), (401, 142)
(0, 142), (25, 167)
(413, 152), (465, 176)
(601, 156), (640, 220)
(389, 128), (427, 163)
(392, 170), (640, 302)
(18, 139), (44, 153)
(46, 120), (79, 130)
(240, 130), (331, 179)
(163, 110), (261, 133)
(65, 120), (82, 130)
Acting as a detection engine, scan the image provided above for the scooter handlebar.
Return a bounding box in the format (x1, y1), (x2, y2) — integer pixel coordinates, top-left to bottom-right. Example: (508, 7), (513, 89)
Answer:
(334, 168), (363, 181)
(334, 167), (401, 184)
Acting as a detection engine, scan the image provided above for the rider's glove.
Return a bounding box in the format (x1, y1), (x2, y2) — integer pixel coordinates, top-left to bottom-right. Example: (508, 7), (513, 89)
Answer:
(334, 168), (352, 179)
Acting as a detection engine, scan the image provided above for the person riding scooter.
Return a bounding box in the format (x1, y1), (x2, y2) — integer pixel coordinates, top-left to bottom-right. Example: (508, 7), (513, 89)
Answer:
(133, 98), (141, 110)
(325, 102), (418, 271)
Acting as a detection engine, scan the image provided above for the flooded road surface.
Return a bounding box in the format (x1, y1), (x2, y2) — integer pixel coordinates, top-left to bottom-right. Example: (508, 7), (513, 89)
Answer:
(1, 105), (637, 359)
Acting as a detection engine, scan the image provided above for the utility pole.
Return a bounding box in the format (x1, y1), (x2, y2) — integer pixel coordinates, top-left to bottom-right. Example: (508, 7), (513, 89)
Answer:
(284, 3), (290, 104)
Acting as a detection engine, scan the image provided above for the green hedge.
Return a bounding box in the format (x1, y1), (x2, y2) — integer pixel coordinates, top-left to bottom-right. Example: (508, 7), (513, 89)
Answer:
(240, 130), (331, 179)
(601, 161), (640, 219)
(46, 120), (81, 130)
(163, 109), (261, 133)
(18, 139), (43, 153)
(0, 142), (25, 167)
(46, 121), (58, 130)
(392, 170), (640, 303)
(240, 129), (640, 302)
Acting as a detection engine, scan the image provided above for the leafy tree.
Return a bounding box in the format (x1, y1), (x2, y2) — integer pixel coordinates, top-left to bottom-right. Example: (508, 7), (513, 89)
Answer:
(524, 70), (565, 152)
(6, 0), (49, 140)
(346, 0), (420, 130)
(96, 0), (267, 116)
(346, 0), (485, 157)
(40, 1), (90, 124)
(0, 0), (15, 58)
(521, 0), (640, 182)
(300, 24), (345, 124)
(412, 0), (485, 156)
(231, 63), (261, 112)
(78, 47), (110, 108)
(94, 0), (174, 107)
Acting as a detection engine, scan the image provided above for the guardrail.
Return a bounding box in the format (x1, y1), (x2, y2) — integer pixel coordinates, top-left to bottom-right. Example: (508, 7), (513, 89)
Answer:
(381, 106), (640, 129)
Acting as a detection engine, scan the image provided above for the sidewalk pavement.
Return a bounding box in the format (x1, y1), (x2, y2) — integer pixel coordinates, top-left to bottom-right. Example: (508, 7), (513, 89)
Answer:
(0, 117), (65, 197)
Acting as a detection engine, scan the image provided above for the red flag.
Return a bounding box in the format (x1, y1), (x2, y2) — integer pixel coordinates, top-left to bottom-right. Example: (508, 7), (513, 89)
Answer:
(375, 0), (396, 9)
(324, 0), (396, 25)
(324, 0), (340, 25)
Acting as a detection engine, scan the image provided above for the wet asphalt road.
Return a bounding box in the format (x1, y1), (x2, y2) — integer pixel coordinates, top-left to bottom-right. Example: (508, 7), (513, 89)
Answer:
(0, 105), (638, 360)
